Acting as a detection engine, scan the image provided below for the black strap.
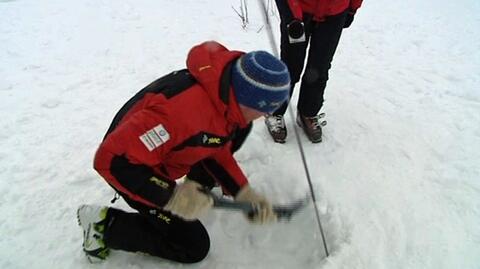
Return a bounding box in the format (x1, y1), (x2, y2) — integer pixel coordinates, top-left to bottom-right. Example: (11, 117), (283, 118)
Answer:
(172, 132), (235, 151)
(219, 61), (234, 105)
(110, 192), (120, 204)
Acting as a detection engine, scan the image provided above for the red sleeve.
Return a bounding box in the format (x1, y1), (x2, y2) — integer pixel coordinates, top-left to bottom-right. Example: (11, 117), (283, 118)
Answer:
(287, 0), (303, 20)
(101, 107), (175, 167)
(94, 106), (179, 208)
(350, 0), (363, 12)
(213, 148), (249, 186)
(209, 146), (249, 196)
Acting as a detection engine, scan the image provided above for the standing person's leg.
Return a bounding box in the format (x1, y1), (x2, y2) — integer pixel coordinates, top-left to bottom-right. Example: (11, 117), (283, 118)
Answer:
(295, 11), (348, 143)
(266, 1), (310, 143)
(297, 11), (348, 117)
(273, 0), (310, 116)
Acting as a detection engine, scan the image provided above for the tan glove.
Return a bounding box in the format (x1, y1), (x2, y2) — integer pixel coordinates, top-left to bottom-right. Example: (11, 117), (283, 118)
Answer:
(164, 179), (213, 221)
(235, 185), (277, 224)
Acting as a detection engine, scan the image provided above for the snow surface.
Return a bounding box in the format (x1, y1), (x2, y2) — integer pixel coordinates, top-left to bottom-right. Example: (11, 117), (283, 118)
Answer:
(1, 0), (479, 268)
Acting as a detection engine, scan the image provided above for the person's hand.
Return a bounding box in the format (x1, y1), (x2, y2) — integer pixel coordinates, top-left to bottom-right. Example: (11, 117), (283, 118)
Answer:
(164, 179), (213, 220)
(235, 185), (277, 224)
(344, 10), (355, 28)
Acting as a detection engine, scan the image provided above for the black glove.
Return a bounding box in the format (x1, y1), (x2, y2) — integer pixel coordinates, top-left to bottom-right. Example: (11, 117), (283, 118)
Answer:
(344, 11), (355, 28)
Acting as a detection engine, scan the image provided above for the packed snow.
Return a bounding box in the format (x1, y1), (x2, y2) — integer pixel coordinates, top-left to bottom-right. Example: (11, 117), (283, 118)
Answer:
(1, 0), (479, 268)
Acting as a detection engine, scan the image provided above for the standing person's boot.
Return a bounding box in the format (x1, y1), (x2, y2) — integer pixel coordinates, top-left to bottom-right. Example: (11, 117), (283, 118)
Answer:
(77, 205), (111, 263)
(296, 113), (326, 143)
(265, 115), (287, 143)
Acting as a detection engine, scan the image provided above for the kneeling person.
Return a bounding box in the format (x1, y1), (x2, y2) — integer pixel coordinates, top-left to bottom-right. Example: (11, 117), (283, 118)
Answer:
(77, 41), (291, 264)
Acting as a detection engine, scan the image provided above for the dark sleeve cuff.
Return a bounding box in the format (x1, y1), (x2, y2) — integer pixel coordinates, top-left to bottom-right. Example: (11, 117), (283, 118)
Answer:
(110, 155), (176, 207)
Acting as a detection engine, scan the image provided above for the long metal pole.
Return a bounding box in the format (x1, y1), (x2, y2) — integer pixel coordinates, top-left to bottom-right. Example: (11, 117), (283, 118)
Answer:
(256, 0), (330, 257)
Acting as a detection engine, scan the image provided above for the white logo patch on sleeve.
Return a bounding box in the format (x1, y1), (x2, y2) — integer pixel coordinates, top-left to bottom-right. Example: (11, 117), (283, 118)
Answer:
(139, 124), (170, 151)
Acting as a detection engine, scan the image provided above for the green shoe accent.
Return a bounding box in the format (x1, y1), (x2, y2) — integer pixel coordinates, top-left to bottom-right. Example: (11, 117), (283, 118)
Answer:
(93, 207), (108, 233)
(94, 223), (105, 233)
(99, 207), (108, 219)
(77, 205), (111, 263)
(97, 248), (110, 259)
(85, 247), (110, 262)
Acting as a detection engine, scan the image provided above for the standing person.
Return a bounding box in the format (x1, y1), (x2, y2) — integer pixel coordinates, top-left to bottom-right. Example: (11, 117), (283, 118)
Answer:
(265, 0), (363, 143)
(76, 41), (291, 264)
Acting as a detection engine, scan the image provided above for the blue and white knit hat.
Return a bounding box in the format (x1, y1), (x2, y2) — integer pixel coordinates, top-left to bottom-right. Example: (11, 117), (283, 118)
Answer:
(231, 51), (290, 113)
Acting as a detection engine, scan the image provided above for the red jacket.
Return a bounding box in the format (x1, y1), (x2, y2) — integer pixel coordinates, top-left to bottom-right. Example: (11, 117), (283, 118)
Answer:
(94, 41), (249, 208)
(287, 0), (363, 21)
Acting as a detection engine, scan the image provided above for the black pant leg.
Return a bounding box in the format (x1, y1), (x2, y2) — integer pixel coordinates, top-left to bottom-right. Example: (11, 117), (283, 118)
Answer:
(103, 202), (210, 264)
(273, 0), (310, 116)
(297, 11), (348, 116)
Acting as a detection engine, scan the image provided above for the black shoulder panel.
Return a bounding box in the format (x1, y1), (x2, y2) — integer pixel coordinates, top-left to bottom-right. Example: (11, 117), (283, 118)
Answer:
(104, 69), (196, 138)
(143, 69), (196, 99)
